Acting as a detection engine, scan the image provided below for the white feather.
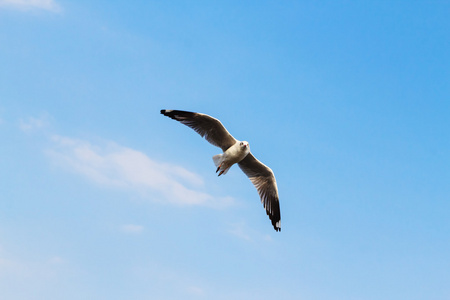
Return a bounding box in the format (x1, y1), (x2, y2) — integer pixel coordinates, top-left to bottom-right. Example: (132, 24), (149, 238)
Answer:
(212, 154), (223, 168)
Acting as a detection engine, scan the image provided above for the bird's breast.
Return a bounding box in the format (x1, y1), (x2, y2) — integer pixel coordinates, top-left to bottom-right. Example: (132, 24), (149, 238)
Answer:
(223, 142), (250, 165)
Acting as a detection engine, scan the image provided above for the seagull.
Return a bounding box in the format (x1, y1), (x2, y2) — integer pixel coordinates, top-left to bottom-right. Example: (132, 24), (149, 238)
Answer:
(161, 109), (281, 232)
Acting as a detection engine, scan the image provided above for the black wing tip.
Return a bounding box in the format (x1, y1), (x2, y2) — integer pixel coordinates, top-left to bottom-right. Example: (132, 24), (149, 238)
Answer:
(266, 207), (281, 232)
(272, 220), (281, 232)
(160, 109), (180, 120)
(268, 207), (281, 232)
(160, 109), (197, 120)
(160, 109), (173, 116)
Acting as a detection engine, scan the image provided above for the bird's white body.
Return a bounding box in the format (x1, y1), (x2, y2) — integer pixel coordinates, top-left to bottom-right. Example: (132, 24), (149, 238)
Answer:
(212, 141), (250, 176)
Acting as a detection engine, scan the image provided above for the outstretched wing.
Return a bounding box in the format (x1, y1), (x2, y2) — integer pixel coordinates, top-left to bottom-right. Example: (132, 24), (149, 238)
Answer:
(161, 110), (237, 151)
(238, 153), (281, 232)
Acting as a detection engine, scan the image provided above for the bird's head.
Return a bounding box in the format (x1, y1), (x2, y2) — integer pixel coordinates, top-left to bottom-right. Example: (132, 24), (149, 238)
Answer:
(239, 141), (250, 153)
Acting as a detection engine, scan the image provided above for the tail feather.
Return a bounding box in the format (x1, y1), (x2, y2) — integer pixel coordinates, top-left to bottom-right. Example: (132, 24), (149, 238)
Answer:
(213, 154), (231, 176)
(219, 167), (230, 176)
(212, 154), (223, 168)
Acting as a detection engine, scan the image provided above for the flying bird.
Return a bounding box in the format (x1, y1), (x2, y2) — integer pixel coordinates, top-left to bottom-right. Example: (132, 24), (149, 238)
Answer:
(161, 109), (281, 232)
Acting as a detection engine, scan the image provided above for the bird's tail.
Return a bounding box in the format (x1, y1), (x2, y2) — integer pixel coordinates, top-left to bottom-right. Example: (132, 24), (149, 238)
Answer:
(212, 154), (223, 168)
(212, 154), (230, 175)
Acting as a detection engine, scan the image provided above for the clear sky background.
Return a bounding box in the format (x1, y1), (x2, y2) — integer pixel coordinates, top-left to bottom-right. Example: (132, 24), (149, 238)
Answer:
(1, 1), (449, 299)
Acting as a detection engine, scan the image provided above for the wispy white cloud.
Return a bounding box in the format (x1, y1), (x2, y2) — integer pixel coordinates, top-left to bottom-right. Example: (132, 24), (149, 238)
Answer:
(48, 256), (64, 264)
(187, 285), (206, 296)
(229, 222), (252, 241)
(0, 252), (65, 280)
(228, 221), (273, 242)
(0, 0), (61, 12)
(120, 224), (144, 234)
(19, 115), (49, 133)
(0, 256), (30, 277)
(46, 135), (233, 207)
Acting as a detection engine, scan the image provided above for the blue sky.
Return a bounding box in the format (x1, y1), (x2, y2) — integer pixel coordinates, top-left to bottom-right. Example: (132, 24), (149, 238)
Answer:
(1, 0), (449, 299)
